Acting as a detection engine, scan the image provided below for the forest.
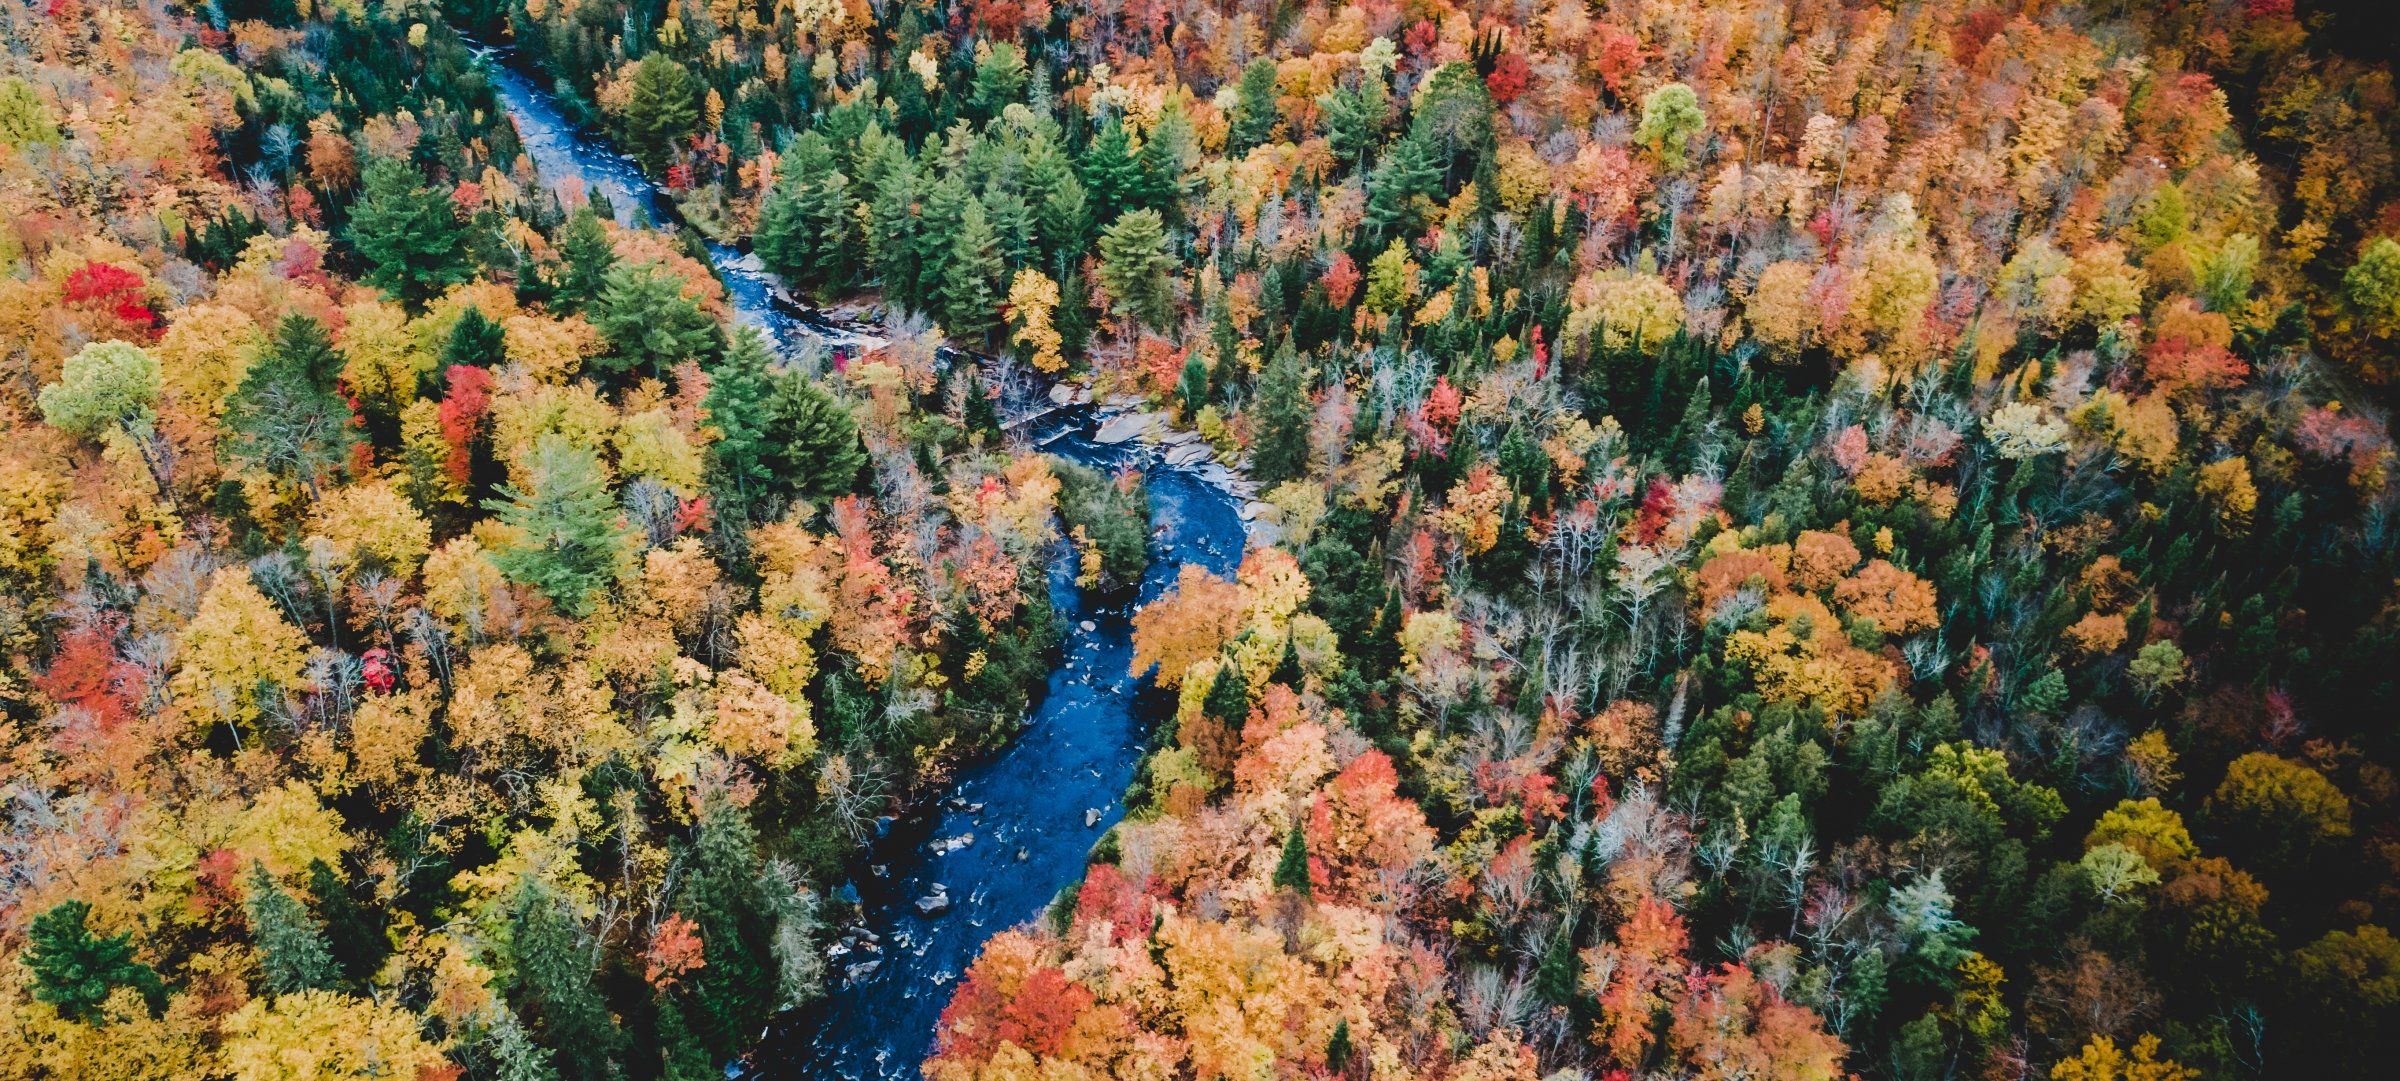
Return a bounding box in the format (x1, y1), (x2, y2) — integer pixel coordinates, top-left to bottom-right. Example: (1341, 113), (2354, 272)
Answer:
(1, 0), (2397, 1079)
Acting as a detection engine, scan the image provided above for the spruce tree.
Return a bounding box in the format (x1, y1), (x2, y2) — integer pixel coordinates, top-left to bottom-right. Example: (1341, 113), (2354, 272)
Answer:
(350, 157), (475, 306)
(703, 328), (778, 517)
(1096, 208), (1175, 331)
(507, 879), (622, 1081)
(913, 173), (973, 316)
(867, 153), (924, 310)
(624, 54), (700, 175)
(1273, 824), (1312, 896)
(21, 900), (166, 1021)
(442, 306), (507, 372)
(593, 262), (720, 379)
(244, 862), (339, 995)
(556, 207), (617, 311)
(1327, 1018), (1355, 1073)
(1250, 335), (1314, 486)
(1202, 662), (1248, 730)
(483, 435), (633, 617)
(940, 199), (1006, 346)
(1230, 57), (1281, 152)
(224, 313), (356, 500)
(767, 370), (868, 505)
(1177, 351), (1210, 421)
(306, 859), (387, 984)
(677, 798), (778, 1057)
(655, 997), (716, 1081)
(1079, 119), (1143, 226)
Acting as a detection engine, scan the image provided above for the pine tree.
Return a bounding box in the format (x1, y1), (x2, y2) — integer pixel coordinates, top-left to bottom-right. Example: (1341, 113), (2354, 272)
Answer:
(1230, 57), (1281, 152)
(768, 370), (868, 505)
(1080, 119), (1143, 226)
(677, 798), (780, 1057)
(1273, 824), (1312, 896)
(1251, 336), (1314, 485)
(1202, 661), (1248, 730)
(350, 157), (474, 305)
(625, 54), (700, 175)
(507, 879), (622, 1081)
(1364, 132), (1444, 239)
(1177, 350), (1210, 421)
(940, 199), (1006, 346)
(224, 313), (355, 500)
(21, 900), (166, 1021)
(1327, 1018), (1355, 1073)
(867, 152), (924, 310)
(556, 207), (617, 311)
(703, 328), (778, 518)
(593, 263), (720, 379)
(245, 862), (339, 995)
(1038, 176), (1093, 268)
(655, 997), (716, 1081)
(1097, 208), (1175, 331)
(914, 173), (973, 317)
(1323, 78), (1387, 178)
(442, 306), (507, 372)
(306, 859), (387, 984)
(483, 435), (633, 617)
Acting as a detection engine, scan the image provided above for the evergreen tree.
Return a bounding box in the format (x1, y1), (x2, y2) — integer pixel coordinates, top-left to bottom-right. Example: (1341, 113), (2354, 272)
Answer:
(1079, 118), (1143, 226)
(1177, 350), (1210, 421)
(1097, 208), (1176, 331)
(969, 41), (1028, 120)
(676, 798), (780, 1057)
(593, 263), (720, 378)
(767, 370), (868, 505)
(21, 900), (166, 1021)
(1202, 661), (1248, 730)
(556, 206), (617, 311)
(1327, 1018), (1355, 1073)
(940, 199), (1006, 346)
(224, 313), (355, 500)
(350, 157), (474, 305)
(913, 173), (973, 317)
(483, 435), (633, 617)
(1230, 57), (1281, 152)
(306, 859), (387, 984)
(507, 879), (622, 1081)
(703, 328), (778, 518)
(867, 152), (925, 310)
(655, 997), (716, 1081)
(1323, 78), (1387, 177)
(624, 53), (700, 175)
(244, 862), (339, 995)
(1251, 335), (1314, 485)
(1364, 132), (1444, 239)
(1037, 173), (1093, 267)
(442, 306), (507, 372)
(1273, 824), (1312, 896)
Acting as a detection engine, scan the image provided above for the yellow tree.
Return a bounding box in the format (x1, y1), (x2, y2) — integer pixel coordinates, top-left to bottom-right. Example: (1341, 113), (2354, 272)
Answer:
(170, 567), (310, 737)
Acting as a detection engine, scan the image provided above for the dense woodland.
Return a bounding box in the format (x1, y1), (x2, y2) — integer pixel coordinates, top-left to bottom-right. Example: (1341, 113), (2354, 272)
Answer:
(3, 0), (2399, 1079)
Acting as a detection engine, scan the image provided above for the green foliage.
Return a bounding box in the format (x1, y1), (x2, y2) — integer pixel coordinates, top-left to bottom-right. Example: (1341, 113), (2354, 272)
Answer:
(1231, 57), (1282, 152)
(39, 339), (161, 439)
(483, 435), (633, 617)
(21, 900), (166, 1022)
(1097, 208), (1175, 331)
(624, 54), (699, 175)
(1054, 460), (1151, 592)
(939, 198), (1007, 345)
(223, 313), (356, 497)
(555, 207), (618, 310)
(349, 157), (474, 304)
(244, 862), (339, 994)
(593, 262), (720, 377)
(506, 879), (621, 1081)
(443, 305), (508, 371)
(1273, 823), (1312, 896)
(1251, 336), (1314, 486)
(1636, 82), (1707, 169)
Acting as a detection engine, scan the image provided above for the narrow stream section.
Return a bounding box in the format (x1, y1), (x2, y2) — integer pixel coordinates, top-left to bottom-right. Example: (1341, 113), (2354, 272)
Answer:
(478, 51), (1250, 1079)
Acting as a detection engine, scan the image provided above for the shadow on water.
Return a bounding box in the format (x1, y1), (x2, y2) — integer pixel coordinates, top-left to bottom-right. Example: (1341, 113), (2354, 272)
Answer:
(473, 48), (1252, 1079)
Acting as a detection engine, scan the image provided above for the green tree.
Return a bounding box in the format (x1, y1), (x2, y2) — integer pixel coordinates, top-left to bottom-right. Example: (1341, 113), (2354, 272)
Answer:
(442, 306), (507, 372)
(1364, 131), (1444, 238)
(1080, 118), (1144, 225)
(940, 199), (1006, 345)
(349, 157), (474, 305)
(1097, 208), (1175, 331)
(39, 339), (160, 440)
(624, 53), (700, 175)
(224, 314), (356, 500)
(484, 435), (633, 617)
(244, 862), (338, 995)
(1231, 57), (1281, 152)
(913, 173), (974, 315)
(1635, 82), (1707, 170)
(867, 150), (925, 310)
(970, 41), (1028, 120)
(306, 858), (387, 984)
(593, 263), (720, 378)
(756, 133), (854, 292)
(1251, 336), (1314, 486)
(766, 370), (868, 505)
(0, 76), (61, 148)
(22, 900), (166, 1021)
(675, 798), (779, 1057)
(703, 328), (779, 517)
(506, 879), (622, 1081)
(556, 206), (617, 312)
(1273, 823), (1312, 896)
(1176, 350), (1210, 421)
(1322, 77), (1387, 177)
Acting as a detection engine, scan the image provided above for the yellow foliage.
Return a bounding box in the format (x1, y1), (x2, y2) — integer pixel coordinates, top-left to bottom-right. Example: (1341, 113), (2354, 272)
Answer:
(614, 407), (706, 495)
(0, 986), (214, 1081)
(171, 567), (310, 732)
(155, 303), (262, 417)
(308, 479), (432, 577)
(1566, 268), (1683, 353)
(2197, 457), (2257, 532)
(1399, 609), (1463, 675)
(2049, 1034), (2195, 1081)
(219, 991), (447, 1081)
(503, 311), (603, 383)
(1006, 269), (1065, 372)
(333, 298), (425, 409)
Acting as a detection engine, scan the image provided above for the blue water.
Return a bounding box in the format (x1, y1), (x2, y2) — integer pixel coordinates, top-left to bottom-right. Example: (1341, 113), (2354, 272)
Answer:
(476, 49), (1250, 1079)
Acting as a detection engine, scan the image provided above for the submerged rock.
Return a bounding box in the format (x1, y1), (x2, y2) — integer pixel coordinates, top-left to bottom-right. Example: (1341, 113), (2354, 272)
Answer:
(915, 893), (951, 916)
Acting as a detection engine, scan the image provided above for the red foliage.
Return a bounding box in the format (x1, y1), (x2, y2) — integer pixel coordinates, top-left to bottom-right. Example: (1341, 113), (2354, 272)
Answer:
(1951, 7), (2011, 69)
(437, 364), (494, 486)
(361, 647), (397, 694)
(645, 913), (707, 989)
(62, 260), (158, 331)
(1404, 19), (1440, 61)
(672, 494), (713, 536)
(2145, 335), (2249, 395)
(938, 959), (1092, 1061)
(1589, 23), (1645, 97)
(1323, 252), (1360, 310)
(1486, 53), (1530, 105)
(1072, 863), (1156, 945)
(192, 848), (245, 923)
(36, 620), (144, 729)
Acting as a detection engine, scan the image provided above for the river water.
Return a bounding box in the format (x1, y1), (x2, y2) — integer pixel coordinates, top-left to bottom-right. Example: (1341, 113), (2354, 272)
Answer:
(477, 50), (1249, 1079)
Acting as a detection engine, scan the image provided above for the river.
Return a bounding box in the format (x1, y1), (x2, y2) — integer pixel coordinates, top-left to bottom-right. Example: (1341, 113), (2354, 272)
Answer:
(476, 49), (1250, 1079)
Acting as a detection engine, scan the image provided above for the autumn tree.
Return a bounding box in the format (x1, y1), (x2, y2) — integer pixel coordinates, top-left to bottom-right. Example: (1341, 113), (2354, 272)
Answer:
(245, 863), (338, 995)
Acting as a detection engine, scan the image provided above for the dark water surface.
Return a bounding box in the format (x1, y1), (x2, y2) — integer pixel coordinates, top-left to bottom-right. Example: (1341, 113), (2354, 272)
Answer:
(478, 50), (1249, 1079)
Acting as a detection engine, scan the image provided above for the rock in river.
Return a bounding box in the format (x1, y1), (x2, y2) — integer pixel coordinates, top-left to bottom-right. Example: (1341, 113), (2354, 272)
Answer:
(915, 893), (951, 916)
